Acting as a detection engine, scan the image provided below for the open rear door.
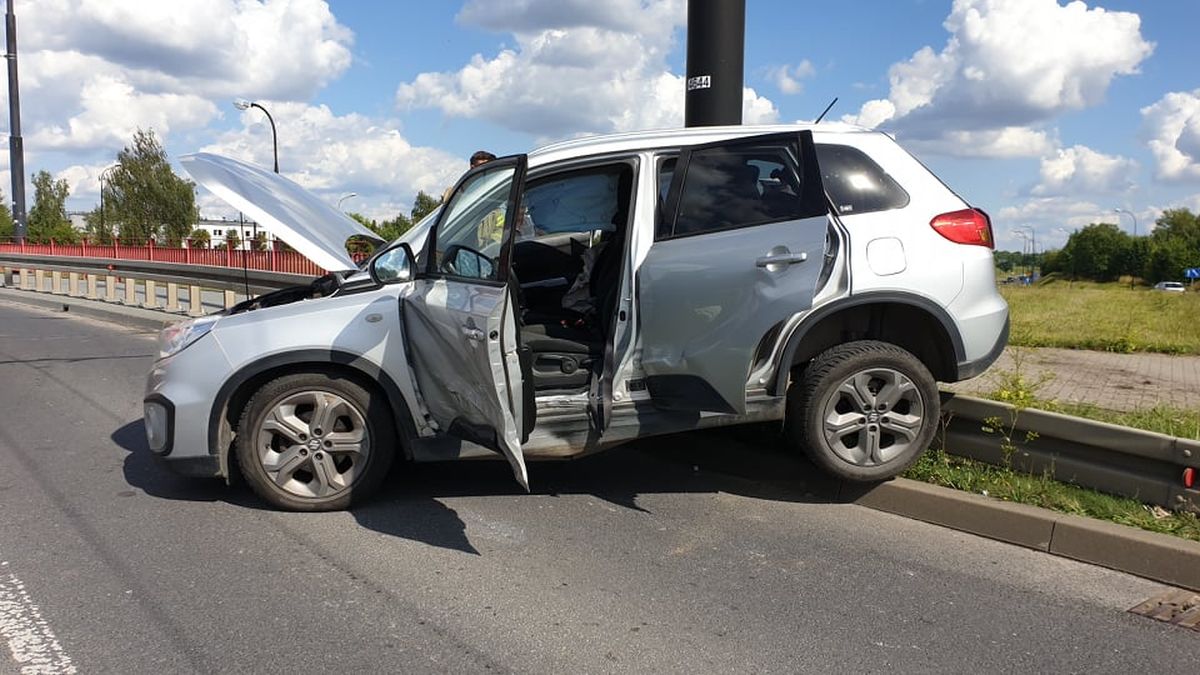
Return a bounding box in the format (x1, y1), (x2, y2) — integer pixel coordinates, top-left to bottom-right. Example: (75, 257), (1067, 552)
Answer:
(639, 131), (829, 415)
(402, 156), (534, 488)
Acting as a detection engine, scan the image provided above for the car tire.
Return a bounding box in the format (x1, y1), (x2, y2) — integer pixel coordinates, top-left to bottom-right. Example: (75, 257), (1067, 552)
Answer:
(235, 372), (396, 511)
(786, 340), (939, 482)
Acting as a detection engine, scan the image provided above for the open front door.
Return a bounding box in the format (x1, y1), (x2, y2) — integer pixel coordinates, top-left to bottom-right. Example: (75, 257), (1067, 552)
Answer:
(402, 156), (534, 488)
(639, 131), (829, 415)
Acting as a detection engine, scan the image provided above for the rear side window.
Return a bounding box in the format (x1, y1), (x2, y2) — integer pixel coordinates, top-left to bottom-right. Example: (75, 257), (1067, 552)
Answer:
(814, 143), (908, 215)
(666, 139), (823, 238)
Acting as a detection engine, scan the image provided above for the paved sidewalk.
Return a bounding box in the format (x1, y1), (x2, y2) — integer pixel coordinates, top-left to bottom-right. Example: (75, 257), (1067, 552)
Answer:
(947, 346), (1200, 412)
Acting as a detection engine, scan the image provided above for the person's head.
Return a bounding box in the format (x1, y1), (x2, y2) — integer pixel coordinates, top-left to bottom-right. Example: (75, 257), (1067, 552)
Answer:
(470, 150), (497, 168)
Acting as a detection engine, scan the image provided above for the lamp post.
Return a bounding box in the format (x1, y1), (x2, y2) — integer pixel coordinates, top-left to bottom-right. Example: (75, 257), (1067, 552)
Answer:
(1016, 226), (1036, 278)
(1113, 207), (1138, 237)
(336, 192), (358, 211)
(1014, 230), (1031, 279)
(232, 99), (278, 173)
(1113, 208), (1140, 288)
(6, 0), (27, 243)
(98, 164), (118, 244)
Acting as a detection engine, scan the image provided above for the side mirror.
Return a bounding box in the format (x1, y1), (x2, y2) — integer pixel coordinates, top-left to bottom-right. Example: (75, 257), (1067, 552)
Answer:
(442, 244), (496, 280)
(368, 243), (416, 284)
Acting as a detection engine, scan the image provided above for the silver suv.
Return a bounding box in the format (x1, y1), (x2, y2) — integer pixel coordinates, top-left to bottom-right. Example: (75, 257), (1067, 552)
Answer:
(144, 124), (1008, 511)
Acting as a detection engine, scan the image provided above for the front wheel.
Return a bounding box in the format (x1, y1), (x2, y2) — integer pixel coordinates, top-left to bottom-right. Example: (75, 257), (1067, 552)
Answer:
(786, 340), (939, 482)
(235, 372), (396, 511)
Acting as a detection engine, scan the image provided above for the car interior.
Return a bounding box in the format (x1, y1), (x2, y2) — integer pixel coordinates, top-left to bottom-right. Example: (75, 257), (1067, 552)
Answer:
(511, 162), (634, 393)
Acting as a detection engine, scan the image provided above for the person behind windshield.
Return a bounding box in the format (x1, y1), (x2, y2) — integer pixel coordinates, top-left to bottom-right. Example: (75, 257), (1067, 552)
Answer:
(443, 150), (499, 203)
(469, 150), (496, 168)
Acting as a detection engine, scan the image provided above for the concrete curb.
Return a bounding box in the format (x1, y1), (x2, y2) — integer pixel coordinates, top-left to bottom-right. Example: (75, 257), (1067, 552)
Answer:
(853, 477), (1200, 591)
(0, 287), (183, 332)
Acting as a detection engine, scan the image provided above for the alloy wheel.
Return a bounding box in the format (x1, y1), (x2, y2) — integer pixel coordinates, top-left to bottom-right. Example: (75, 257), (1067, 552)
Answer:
(253, 390), (371, 499)
(819, 367), (925, 467)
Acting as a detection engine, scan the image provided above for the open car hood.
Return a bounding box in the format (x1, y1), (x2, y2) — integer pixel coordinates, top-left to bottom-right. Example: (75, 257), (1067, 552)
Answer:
(180, 152), (383, 272)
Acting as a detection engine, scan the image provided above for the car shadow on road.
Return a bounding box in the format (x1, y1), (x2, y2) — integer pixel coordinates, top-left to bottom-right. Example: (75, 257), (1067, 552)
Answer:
(113, 419), (481, 554)
(114, 419), (852, 556)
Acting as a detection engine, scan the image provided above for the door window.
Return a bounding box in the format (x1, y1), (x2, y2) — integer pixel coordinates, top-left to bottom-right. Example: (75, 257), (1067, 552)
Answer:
(427, 164), (519, 282)
(662, 137), (826, 239)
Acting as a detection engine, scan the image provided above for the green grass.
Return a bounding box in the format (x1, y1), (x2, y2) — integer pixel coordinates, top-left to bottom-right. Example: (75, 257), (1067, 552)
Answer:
(908, 356), (1200, 541)
(1001, 279), (1200, 354)
(1038, 401), (1200, 440)
(905, 449), (1200, 542)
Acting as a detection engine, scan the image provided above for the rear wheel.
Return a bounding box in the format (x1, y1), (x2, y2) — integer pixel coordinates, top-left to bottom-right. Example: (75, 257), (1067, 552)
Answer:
(235, 372), (396, 511)
(787, 340), (939, 482)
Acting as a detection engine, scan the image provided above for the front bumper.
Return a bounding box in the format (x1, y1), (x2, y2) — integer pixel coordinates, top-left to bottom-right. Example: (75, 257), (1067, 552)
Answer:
(143, 332), (234, 477)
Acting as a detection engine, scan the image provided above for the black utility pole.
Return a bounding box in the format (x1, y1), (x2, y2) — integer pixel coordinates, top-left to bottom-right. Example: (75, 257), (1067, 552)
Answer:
(5, 0), (26, 241)
(684, 0), (745, 127)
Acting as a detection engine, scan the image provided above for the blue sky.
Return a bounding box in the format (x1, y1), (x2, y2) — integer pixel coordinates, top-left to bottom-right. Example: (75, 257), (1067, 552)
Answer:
(5, 0), (1200, 251)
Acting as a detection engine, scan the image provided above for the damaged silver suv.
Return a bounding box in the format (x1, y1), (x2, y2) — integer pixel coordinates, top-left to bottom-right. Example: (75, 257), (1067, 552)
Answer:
(144, 124), (1008, 510)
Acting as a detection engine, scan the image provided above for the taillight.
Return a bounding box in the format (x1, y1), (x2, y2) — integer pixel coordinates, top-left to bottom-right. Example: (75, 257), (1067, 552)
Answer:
(930, 208), (993, 248)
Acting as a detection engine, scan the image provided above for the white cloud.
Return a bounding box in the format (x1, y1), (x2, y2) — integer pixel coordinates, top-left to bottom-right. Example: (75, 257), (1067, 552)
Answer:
(994, 196), (1108, 249)
(457, 0), (679, 34)
(846, 0), (1153, 158)
(911, 126), (1057, 159)
(29, 75), (217, 151)
(770, 61), (816, 95)
(397, 0), (777, 139)
(21, 0), (353, 101)
(199, 103), (464, 219)
(1031, 144), (1137, 196)
(1141, 88), (1200, 182)
(3, 0), (353, 154)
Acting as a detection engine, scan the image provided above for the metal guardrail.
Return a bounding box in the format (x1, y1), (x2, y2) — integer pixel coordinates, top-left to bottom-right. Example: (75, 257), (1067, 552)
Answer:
(941, 393), (1200, 513)
(3, 252), (1198, 513)
(0, 240), (342, 276)
(0, 252), (313, 315)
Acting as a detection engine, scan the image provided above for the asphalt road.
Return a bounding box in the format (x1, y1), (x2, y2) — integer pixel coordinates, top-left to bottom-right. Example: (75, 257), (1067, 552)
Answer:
(0, 299), (1197, 673)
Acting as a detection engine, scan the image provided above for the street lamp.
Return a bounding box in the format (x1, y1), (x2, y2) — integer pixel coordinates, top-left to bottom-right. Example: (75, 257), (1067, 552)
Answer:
(1113, 208), (1141, 289)
(98, 164), (118, 243)
(1016, 225), (1036, 278)
(1013, 230), (1032, 279)
(232, 99), (278, 173)
(336, 192), (358, 211)
(1113, 208), (1138, 237)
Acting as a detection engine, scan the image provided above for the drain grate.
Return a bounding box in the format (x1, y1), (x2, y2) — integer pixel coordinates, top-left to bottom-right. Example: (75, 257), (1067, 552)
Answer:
(1128, 589), (1200, 631)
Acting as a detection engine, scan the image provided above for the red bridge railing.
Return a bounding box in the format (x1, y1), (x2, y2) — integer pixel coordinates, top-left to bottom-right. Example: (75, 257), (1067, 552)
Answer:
(0, 239), (370, 277)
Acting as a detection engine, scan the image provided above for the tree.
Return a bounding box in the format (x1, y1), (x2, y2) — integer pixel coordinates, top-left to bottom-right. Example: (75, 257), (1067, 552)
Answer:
(1142, 208), (1200, 283)
(82, 206), (115, 244)
(224, 229), (241, 249)
(411, 190), (440, 222)
(1144, 237), (1196, 283)
(106, 128), (197, 245)
(1056, 222), (1130, 281)
(252, 231), (268, 251)
(27, 170), (78, 244)
(188, 228), (211, 249)
(0, 189), (13, 240)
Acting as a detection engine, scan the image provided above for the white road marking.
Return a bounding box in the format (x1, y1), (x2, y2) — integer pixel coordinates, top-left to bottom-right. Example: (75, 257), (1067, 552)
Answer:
(0, 565), (76, 675)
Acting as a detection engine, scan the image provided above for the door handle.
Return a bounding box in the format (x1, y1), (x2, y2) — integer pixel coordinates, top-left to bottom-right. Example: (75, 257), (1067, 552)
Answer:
(755, 252), (807, 267)
(461, 326), (485, 341)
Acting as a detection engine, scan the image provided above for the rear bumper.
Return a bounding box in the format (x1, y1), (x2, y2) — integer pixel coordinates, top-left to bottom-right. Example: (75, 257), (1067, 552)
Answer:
(955, 314), (1009, 380)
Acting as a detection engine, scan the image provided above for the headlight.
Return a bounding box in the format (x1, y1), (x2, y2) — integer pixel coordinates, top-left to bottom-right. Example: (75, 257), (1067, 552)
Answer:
(157, 315), (219, 359)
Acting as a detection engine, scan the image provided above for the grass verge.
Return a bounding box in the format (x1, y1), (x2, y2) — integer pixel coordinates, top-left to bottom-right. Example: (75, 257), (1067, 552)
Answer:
(1002, 280), (1200, 354)
(909, 349), (1200, 542)
(905, 449), (1200, 543)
